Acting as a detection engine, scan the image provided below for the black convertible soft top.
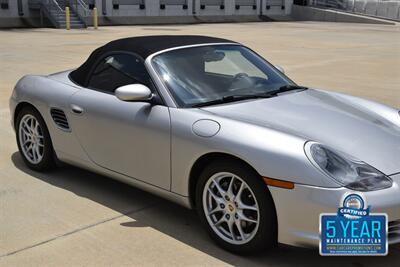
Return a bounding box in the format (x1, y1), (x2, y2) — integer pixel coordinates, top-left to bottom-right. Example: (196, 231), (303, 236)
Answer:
(70, 35), (236, 86)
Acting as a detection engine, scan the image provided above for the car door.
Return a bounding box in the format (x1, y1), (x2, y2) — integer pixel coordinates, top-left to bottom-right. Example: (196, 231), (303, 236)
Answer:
(68, 53), (171, 190)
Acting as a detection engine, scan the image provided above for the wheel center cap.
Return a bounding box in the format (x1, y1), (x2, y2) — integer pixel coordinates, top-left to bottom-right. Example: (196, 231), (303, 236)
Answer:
(227, 203), (235, 213)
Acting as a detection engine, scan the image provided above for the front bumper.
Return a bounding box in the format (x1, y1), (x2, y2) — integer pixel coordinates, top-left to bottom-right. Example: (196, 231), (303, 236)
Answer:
(269, 173), (400, 247)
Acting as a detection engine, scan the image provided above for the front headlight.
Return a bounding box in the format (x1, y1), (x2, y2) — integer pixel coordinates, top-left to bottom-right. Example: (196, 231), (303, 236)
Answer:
(305, 142), (392, 191)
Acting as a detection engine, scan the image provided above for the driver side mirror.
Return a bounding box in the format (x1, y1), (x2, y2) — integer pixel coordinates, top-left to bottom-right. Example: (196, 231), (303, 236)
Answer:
(275, 65), (285, 74)
(115, 84), (153, 102)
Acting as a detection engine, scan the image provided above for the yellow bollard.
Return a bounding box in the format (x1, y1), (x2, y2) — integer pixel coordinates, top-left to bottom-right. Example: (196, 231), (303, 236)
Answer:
(93, 7), (98, 30)
(65, 7), (70, 30)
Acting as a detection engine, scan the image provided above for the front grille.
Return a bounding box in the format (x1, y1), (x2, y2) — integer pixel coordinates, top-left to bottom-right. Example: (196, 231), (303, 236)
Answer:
(389, 220), (400, 244)
(50, 108), (70, 131)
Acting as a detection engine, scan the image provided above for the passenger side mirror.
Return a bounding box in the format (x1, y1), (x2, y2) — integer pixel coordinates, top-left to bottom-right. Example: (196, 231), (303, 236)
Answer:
(275, 65), (285, 74)
(115, 84), (153, 102)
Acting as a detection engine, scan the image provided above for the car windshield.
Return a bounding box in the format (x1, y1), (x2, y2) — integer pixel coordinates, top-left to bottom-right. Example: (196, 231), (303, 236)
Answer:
(152, 45), (296, 107)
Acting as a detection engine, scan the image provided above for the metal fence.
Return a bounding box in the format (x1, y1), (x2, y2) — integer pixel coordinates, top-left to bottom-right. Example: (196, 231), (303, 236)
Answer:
(306, 0), (400, 21)
(307, 0), (346, 9)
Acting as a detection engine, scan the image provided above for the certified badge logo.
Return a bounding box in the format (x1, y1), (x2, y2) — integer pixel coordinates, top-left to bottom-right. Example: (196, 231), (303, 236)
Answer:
(339, 194), (369, 219)
(320, 193), (388, 256)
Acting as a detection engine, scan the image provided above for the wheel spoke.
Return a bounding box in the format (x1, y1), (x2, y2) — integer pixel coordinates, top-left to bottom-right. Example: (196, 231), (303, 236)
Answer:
(21, 131), (29, 142)
(214, 216), (225, 226)
(23, 131), (31, 140)
(34, 121), (40, 135)
(208, 205), (224, 216)
(207, 188), (224, 204)
(237, 200), (258, 211)
(22, 124), (31, 136)
(235, 181), (245, 200)
(227, 219), (236, 240)
(227, 176), (235, 198)
(27, 118), (35, 135)
(211, 179), (226, 198)
(23, 121), (30, 132)
(29, 117), (35, 132)
(235, 219), (246, 241)
(32, 145), (37, 161)
(22, 139), (31, 146)
(26, 143), (33, 151)
(34, 144), (41, 160)
(238, 210), (257, 224)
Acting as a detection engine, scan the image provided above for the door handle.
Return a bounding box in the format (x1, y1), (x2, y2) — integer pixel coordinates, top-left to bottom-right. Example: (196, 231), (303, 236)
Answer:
(71, 104), (84, 115)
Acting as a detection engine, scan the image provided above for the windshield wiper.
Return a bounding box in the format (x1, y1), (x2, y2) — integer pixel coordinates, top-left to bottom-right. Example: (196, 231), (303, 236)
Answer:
(190, 85), (307, 108)
(266, 85), (308, 96)
(191, 94), (272, 108)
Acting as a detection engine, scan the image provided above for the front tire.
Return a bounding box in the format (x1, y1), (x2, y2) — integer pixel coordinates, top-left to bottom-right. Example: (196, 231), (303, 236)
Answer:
(16, 106), (56, 171)
(196, 159), (277, 254)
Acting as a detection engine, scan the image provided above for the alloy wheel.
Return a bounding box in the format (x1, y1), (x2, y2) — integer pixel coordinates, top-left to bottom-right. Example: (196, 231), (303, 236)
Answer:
(18, 114), (44, 164)
(202, 172), (260, 245)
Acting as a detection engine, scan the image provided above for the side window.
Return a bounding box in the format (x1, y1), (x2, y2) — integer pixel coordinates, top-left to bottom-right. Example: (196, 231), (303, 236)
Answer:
(87, 53), (151, 93)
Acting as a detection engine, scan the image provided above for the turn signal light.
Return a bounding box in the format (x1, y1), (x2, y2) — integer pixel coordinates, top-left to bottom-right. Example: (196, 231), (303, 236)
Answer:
(263, 177), (295, 189)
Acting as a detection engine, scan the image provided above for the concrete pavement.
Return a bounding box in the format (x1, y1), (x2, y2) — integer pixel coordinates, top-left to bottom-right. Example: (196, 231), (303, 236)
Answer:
(0, 22), (399, 266)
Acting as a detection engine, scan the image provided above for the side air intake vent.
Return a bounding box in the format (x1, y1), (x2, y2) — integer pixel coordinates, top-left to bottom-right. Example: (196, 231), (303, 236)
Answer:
(50, 108), (70, 131)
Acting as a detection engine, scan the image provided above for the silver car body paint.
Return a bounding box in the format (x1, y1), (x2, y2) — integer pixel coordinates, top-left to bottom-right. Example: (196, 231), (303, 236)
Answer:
(270, 173), (400, 247)
(199, 89), (400, 176)
(9, 43), (400, 247)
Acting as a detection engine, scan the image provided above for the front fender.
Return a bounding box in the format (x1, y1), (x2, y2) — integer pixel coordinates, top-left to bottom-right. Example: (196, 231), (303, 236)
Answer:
(169, 108), (340, 197)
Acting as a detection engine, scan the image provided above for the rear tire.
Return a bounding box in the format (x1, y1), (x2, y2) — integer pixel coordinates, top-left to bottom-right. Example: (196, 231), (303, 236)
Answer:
(196, 159), (277, 254)
(16, 106), (56, 171)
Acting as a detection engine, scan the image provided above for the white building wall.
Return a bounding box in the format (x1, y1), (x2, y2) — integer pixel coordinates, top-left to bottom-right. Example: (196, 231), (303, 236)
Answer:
(0, 0), (293, 27)
(0, 0), (41, 27)
(0, 0), (28, 18)
(95, 0), (290, 18)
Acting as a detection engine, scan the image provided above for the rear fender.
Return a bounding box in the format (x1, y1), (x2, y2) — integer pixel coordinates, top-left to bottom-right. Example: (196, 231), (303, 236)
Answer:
(11, 74), (91, 164)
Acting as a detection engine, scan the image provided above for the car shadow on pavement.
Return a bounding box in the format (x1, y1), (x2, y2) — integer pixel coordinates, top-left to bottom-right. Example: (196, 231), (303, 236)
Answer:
(11, 152), (400, 267)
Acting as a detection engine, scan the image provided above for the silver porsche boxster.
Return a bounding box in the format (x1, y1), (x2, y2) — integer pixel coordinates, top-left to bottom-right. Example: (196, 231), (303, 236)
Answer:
(9, 35), (400, 253)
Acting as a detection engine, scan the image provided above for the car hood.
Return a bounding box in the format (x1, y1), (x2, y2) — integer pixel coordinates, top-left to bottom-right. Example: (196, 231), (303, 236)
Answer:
(201, 89), (400, 175)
